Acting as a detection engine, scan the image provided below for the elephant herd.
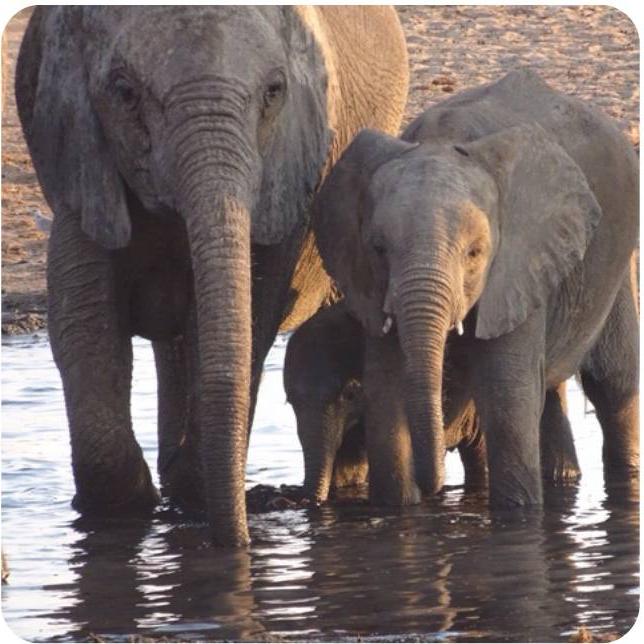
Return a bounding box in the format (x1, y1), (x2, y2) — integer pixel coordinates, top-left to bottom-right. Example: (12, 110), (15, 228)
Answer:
(16, 6), (638, 547)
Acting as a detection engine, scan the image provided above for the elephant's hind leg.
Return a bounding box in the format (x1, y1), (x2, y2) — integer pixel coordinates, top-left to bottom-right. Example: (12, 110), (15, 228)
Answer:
(48, 216), (158, 516)
(540, 382), (581, 484)
(458, 416), (488, 492)
(580, 264), (639, 482)
(153, 320), (204, 511)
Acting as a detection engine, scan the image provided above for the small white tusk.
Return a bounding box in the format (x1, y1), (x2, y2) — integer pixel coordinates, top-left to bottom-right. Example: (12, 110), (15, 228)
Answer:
(382, 316), (393, 335)
(456, 320), (464, 336)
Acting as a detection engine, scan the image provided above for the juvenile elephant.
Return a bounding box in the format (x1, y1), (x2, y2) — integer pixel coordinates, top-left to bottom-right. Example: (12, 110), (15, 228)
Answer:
(313, 69), (638, 508)
(16, 6), (409, 545)
(284, 301), (488, 504)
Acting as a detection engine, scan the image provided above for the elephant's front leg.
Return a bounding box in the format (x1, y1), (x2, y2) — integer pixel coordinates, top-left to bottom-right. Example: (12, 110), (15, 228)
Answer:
(540, 382), (581, 484)
(473, 316), (546, 508)
(364, 335), (421, 506)
(153, 311), (204, 510)
(48, 216), (158, 515)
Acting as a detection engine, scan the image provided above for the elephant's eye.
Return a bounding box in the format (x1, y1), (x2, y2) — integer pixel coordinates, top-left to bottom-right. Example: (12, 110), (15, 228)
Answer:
(112, 73), (140, 111)
(262, 71), (287, 112)
(341, 381), (361, 402)
(466, 244), (482, 260)
(373, 243), (386, 258)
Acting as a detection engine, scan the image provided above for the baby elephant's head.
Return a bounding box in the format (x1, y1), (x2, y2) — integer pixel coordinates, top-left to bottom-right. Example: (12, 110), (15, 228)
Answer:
(313, 126), (601, 496)
(284, 305), (366, 503)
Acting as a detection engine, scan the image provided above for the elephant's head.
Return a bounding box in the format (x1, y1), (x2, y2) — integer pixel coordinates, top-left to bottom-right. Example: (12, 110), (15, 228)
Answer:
(313, 125), (602, 496)
(24, 6), (332, 545)
(284, 304), (365, 503)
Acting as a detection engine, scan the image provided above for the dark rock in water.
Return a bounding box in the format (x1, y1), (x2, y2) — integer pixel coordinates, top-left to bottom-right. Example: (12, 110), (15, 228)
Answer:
(246, 484), (309, 513)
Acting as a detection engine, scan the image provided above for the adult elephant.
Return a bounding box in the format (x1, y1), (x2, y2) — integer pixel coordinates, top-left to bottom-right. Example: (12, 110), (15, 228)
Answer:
(15, 6), (408, 545)
(313, 70), (638, 508)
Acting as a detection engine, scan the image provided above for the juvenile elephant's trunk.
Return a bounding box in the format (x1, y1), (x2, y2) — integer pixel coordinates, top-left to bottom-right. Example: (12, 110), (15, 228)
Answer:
(299, 411), (338, 503)
(396, 264), (451, 496)
(172, 93), (258, 546)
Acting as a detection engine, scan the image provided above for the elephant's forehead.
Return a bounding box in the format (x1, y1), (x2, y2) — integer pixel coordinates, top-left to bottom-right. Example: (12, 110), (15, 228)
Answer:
(371, 155), (469, 216)
(371, 149), (497, 217)
(83, 6), (286, 86)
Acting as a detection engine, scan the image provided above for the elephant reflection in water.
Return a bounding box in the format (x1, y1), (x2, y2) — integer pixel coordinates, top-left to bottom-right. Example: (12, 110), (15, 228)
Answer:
(273, 504), (462, 637)
(48, 519), (264, 640)
(46, 478), (637, 640)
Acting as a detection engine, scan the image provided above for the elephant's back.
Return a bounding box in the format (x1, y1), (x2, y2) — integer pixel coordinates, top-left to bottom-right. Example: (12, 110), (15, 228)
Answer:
(14, 7), (48, 141)
(304, 5), (409, 146)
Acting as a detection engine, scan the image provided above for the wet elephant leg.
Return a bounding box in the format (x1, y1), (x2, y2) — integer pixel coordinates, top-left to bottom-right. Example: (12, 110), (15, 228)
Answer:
(457, 412), (488, 491)
(472, 315), (546, 509)
(580, 266), (639, 482)
(153, 310), (204, 510)
(331, 421), (369, 492)
(540, 382), (581, 484)
(48, 215), (157, 515)
(364, 335), (420, 506)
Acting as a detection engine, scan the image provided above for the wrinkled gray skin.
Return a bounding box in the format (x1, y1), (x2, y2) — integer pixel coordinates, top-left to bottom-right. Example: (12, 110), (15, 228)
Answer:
(15, 6), (408, 545)
(314, 70), (638, 508)
(284, 301), (487, 504)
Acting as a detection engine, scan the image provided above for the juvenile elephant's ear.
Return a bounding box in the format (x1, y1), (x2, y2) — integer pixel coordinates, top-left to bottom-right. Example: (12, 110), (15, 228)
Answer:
(464, 123), (602, 339)
(312, 129), (418, 335)
(15, 8), (130, 249)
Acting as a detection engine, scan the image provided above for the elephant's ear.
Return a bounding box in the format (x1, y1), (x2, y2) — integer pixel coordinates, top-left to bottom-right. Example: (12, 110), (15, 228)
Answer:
(464, 123), (602, 340)
(251, 7), (332, 245)
(312, 129), (418, 335)
(15, 8), (130, 249)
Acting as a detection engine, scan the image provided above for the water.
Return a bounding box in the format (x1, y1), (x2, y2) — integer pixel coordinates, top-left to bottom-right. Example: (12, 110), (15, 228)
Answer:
(1, 333), (639, 642)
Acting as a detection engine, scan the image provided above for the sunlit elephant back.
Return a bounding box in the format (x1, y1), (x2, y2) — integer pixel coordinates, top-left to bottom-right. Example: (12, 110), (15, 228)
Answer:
(15, 6), (409, 545)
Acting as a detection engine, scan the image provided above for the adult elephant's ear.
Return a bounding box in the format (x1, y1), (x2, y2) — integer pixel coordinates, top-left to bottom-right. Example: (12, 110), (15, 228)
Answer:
(251, 6), (332, 245)
(312, 129), (417, 335)
(15, 8), (130, 250)
(464, 123), (602, 340)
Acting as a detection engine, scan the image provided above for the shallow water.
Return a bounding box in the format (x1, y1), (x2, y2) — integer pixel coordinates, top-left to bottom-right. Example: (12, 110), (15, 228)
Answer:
(1, 333), (639, 642)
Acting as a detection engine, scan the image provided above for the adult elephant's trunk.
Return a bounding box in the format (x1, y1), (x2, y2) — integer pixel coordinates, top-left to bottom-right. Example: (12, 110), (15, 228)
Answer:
(184, 191), (251, 546)
(395, 262), (451, 496)
(171, 97), (258, 546)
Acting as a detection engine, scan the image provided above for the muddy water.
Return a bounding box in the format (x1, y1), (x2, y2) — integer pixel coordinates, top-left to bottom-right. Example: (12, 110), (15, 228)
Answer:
(1, 333), (639, 642)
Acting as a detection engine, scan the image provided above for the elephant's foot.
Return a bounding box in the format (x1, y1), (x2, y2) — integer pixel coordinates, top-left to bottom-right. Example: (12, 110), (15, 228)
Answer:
(463, 470), (489, 493)
(159, 439), (205, 512)
(541, 453), (581, 485)
(72, 457), (159, 516)
(332, 459), (369, 491)
(488, 481), (542, 509)
(369, 476), (421, 506)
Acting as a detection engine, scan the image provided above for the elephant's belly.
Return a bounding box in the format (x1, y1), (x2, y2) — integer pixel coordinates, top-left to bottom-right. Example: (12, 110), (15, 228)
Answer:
(118, 206), (193, 341)
(129, 266), (193, 341)
(544, 270), (618, 387)
(279, 231), (333, 332)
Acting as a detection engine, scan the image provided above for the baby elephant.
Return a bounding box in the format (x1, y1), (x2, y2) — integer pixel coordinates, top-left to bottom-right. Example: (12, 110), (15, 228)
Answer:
(284, 302), (487, 503)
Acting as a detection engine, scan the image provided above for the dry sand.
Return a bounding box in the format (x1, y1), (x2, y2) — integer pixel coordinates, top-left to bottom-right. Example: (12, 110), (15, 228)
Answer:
(1, 5), (639, 334)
